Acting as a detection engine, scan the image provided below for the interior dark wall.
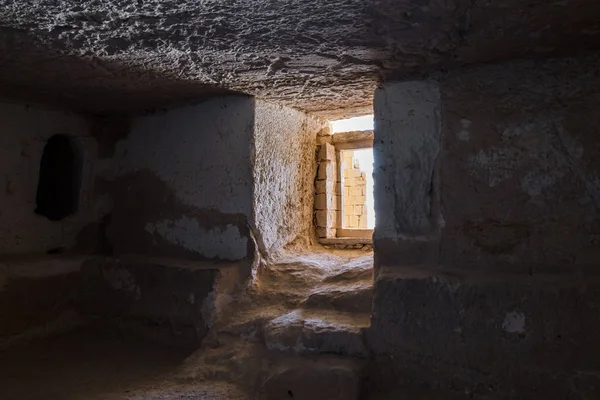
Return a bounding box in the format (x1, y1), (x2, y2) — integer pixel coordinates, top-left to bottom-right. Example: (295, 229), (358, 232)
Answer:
(370, 54), (600, 397)
(109, 96), (255, 262)
(440, 55), (600, 272)
(0, 102), (98, 254)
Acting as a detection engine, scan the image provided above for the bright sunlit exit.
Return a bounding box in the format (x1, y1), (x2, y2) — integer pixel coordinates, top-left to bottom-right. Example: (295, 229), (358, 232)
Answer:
(332, 114), (375, 230)
(331, 115), (374, 133)
(353, 148), (375, 229)
(340, 148), (375, 230)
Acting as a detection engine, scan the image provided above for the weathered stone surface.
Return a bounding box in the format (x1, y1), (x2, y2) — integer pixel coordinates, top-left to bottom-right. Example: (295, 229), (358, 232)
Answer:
(315, 180), (334, 195)
(252, 101), (323, 256)
(315, 210), (337, 229)
(314, 193), (336, 211)
(332, 130), (374, 145)
(256, 252), (373, 308)
(263, 357), (361, 400)
(316, 227), (336, 239)
(367, 266), (600, 397)
(315, 141), (339, 239)
(1, 1), (598, 116)
(176, 252), (374, 396)
(322, 241), (372, 249)
(373, 56), (600, 272)
(79, 256), (240, 346)
(302, 283), (373, 314)
(263, 309), (369, 357)
(218, 307), (285, 342)
(317, 143), (336, 162)
(323, 259), (373, 283)
(317, 161), (335, 181)
(439, 55), (600, 272)
(374, 80), (442, 238)
(178, 336), (266, 389)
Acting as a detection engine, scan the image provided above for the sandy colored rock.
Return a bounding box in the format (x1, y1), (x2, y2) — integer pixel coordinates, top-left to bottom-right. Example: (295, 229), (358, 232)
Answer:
(263, 309), (369, 357)
(302, 282), (373, 314)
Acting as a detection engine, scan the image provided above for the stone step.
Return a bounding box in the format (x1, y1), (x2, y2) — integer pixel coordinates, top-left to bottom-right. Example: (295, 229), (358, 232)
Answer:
(263, 309), (370, 357)
(178, 335), (363, 399)
(323, 256), (373, 284)
(301, 282), (373, 314)
(218, 305), (289, 340)
(324, 267), (373, 284)
(262, 355), (362, 400)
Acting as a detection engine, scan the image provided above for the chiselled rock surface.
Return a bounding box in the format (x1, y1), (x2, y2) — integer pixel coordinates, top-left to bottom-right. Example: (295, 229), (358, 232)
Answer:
(263, 309), (369, 357)
(302, 282), (372, 314)
(179, 249), (374, 394)
(1, 1), (599, 116)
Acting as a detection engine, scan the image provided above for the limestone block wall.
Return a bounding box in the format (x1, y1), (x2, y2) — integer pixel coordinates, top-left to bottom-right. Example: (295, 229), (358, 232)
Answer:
(315, 143), (339, 238)
(341, 151), (368, 229)
(0, 102), (101, 254)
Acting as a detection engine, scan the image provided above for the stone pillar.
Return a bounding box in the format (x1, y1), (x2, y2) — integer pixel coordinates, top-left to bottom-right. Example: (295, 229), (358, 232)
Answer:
(373, 80), (442, 266)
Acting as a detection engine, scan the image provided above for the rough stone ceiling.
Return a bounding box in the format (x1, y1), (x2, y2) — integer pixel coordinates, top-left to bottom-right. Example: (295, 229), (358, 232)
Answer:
(0, 0), (599, 118)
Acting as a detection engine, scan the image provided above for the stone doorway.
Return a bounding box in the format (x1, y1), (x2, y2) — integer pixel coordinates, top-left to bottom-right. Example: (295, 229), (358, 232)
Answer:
(339, 147), (375, 234)
(315, 115), (374, 250)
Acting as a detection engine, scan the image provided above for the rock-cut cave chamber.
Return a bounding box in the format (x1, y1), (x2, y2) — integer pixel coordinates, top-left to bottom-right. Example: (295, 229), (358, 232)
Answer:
(0, 1), (600, 398)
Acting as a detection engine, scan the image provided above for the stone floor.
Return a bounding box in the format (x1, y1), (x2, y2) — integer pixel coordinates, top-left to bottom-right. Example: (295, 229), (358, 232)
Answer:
(0, 248), (471, 399)
(176, 248), (375, 397)
(0, 327), (248, 400)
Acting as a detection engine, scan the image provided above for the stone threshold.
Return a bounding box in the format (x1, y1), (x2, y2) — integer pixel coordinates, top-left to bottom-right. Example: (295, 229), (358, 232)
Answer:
(320, 238), (373, 246)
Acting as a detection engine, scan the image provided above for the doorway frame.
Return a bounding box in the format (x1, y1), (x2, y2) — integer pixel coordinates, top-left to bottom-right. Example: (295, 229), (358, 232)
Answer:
(315, 129), (374, 244)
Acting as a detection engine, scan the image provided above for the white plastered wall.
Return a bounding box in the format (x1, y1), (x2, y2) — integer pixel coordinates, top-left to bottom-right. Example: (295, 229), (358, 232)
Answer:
(112, 96), (255, 260)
